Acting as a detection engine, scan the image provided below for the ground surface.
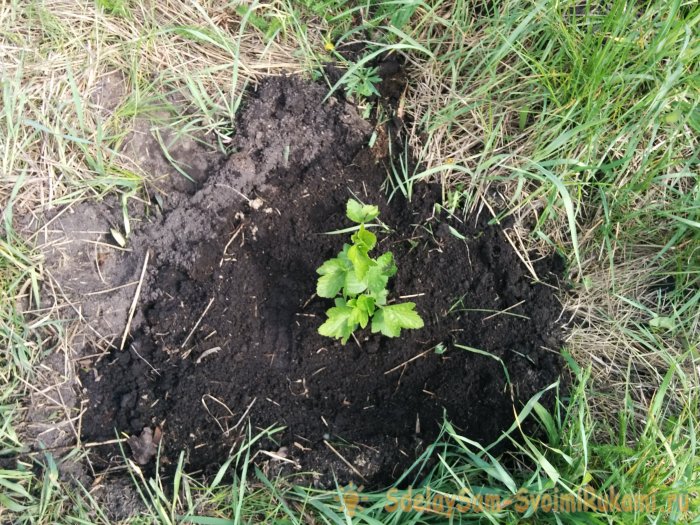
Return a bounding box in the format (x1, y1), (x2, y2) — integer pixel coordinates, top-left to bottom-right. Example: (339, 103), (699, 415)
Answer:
(78, 77), (564, 487)
(2, 1), (696, 522)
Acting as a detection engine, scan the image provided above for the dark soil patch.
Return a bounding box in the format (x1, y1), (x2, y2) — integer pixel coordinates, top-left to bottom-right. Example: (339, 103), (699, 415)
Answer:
(80, 76), (565, 488)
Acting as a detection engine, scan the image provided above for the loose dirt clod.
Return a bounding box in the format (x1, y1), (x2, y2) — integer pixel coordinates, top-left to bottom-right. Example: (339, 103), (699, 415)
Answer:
(76, 76), (565, 487)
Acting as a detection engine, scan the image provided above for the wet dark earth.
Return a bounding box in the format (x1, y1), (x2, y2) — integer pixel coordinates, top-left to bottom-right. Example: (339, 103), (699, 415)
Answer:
(79, 76), (565, 488)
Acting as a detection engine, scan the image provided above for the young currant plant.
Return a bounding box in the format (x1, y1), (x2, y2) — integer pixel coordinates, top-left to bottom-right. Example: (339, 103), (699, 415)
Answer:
(316, 199), (424, 344)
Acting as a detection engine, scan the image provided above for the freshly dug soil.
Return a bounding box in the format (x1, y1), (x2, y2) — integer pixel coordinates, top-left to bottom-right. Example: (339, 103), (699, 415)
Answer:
(80, 76), (565, 487)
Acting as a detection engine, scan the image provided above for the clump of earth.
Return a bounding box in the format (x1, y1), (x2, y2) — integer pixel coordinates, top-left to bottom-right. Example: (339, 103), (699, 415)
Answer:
(66, 76), (565, 488)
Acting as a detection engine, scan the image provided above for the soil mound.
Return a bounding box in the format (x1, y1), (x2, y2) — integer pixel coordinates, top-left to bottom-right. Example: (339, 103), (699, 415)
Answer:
(80, 76), (565, 487)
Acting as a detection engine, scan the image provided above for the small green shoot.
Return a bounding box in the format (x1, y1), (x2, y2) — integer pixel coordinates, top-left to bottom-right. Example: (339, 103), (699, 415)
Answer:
(344, 65), (382, 98)
(317, 199), (424, 344)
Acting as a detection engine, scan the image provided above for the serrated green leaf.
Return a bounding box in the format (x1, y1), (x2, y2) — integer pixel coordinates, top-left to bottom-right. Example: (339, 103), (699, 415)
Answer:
(344, 270), (368, 295)
(371, 302), (424, 338)
(366, 267), (389, 294)
(356, 294), (376, 316)
(346, 199), (380, 223)
(334, 297), (347, 307)
(338, 246), (368, 295)
(318, 304), (356, 344)
(338, 243), (352, 259)
(370, 289), (389, 306)
(347, 294), (376, 328)
(351, 225), (377, 252)
(376, 252), (397, 275)
(316, 257), (349, 298)
(347, 244), (372, 280)
(349, 304), (370, 328)
(367, 251), (397, 293)
(347, 225), (377, 281)
(317, 273), (344, 298)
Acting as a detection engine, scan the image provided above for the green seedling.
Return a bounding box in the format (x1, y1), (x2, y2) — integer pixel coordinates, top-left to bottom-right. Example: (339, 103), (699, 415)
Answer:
(344, 65), (382, 98)
(316, 199), (424, 344)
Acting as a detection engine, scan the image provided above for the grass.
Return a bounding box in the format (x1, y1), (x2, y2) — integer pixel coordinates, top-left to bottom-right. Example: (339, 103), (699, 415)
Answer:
(1, 0), (698, 523)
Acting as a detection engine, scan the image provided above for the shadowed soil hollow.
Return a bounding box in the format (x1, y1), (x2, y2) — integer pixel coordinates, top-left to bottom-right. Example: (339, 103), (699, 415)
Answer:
(80, 76), (565, 488)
